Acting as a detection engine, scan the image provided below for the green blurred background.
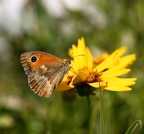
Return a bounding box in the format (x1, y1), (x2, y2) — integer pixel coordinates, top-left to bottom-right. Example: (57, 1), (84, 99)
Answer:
(0, 0), (144, 134)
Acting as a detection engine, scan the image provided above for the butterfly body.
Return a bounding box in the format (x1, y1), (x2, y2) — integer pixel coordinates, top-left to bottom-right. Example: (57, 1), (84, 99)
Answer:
(20, 51), (70, 97)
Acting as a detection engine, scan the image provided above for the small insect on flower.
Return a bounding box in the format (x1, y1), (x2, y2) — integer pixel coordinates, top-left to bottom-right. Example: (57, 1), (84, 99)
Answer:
(20, 51), (71, 97)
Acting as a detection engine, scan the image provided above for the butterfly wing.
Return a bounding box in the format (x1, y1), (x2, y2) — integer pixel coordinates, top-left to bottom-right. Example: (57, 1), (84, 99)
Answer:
(20, 51), (70, 97)
(28, 62), (69, 97)
(20, 51), (63, 75)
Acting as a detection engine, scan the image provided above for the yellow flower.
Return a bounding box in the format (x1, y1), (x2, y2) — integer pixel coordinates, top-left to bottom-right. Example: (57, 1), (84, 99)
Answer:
(55, 38), (137, 95)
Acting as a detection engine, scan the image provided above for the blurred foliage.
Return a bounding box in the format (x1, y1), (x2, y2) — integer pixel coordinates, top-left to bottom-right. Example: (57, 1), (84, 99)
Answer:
(0, 0), (144, 134)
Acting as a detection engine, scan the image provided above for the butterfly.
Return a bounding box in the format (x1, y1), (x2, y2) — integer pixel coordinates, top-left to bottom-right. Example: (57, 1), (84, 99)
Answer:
(20, 51), (71, 97)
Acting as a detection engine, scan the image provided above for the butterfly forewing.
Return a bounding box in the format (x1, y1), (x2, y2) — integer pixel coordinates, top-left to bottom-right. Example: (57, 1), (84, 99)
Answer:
(20, 51), (63, 75)
(20, 51), (71, 97)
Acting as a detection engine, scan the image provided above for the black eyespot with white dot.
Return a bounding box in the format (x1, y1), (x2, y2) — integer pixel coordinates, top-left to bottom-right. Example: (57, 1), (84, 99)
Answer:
(31, 56), (37, 62)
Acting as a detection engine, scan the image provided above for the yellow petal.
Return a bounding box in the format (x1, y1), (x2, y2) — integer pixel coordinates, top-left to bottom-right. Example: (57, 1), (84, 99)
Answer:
(88, 78), (137, 91)
(119, 54), (136, 66)
(96, 46), (127, 72)
(105, 85), (132, 91)
(70, 71), (88, 85)
(108, 54), (136, 69)
(88, 82), (108, 89)
(54, 81), (72, 92)
(54, 76), (71, 91)
(69, 37), (93, 71)
(93, 53), (109, 65)
(101, 78), (137, 86)
(100, 69), (131, 77)
(86, 47), (93, 70)
(77, 38), (91, 69)
(69, 45), (80, 72)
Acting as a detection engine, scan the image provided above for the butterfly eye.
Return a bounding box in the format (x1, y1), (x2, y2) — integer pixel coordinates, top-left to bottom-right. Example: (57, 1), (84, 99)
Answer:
(31, 56), (37, 62)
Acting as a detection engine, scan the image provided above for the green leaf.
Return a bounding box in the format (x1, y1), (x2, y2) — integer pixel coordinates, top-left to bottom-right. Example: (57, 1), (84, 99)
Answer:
(125, 120), (142, 134)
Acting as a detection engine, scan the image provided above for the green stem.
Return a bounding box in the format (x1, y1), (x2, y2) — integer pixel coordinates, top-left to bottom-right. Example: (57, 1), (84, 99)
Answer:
(99, 90), (104, 134)
(86, 95), (91, 134)
(96, 66), (104, 134)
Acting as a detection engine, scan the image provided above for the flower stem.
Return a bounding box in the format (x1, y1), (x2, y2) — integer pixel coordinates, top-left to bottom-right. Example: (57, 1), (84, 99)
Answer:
(96, 66), (104, 134)
(86, 95), (92, 134)
(100, 90), (104, 134)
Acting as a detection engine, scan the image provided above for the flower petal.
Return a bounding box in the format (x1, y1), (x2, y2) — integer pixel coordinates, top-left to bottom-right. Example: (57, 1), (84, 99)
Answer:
(88, 78), (137, 91)
(105, 85), (132, 91)
(101, 78), (137, 87)
(54, 76), (72, 91)
(100, 69), (131, 77)
(86, 47), (93, 70)
(96, 47), (127, 72)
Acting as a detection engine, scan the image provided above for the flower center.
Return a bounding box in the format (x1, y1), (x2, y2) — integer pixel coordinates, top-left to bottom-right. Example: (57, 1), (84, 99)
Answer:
(68, 67), (101, 88)
(86, 71), (98, 83)
(79, 67), (99, 83)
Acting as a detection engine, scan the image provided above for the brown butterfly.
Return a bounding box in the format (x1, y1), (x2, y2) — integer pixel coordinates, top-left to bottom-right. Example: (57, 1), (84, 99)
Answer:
(20, 51), (71, 97)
